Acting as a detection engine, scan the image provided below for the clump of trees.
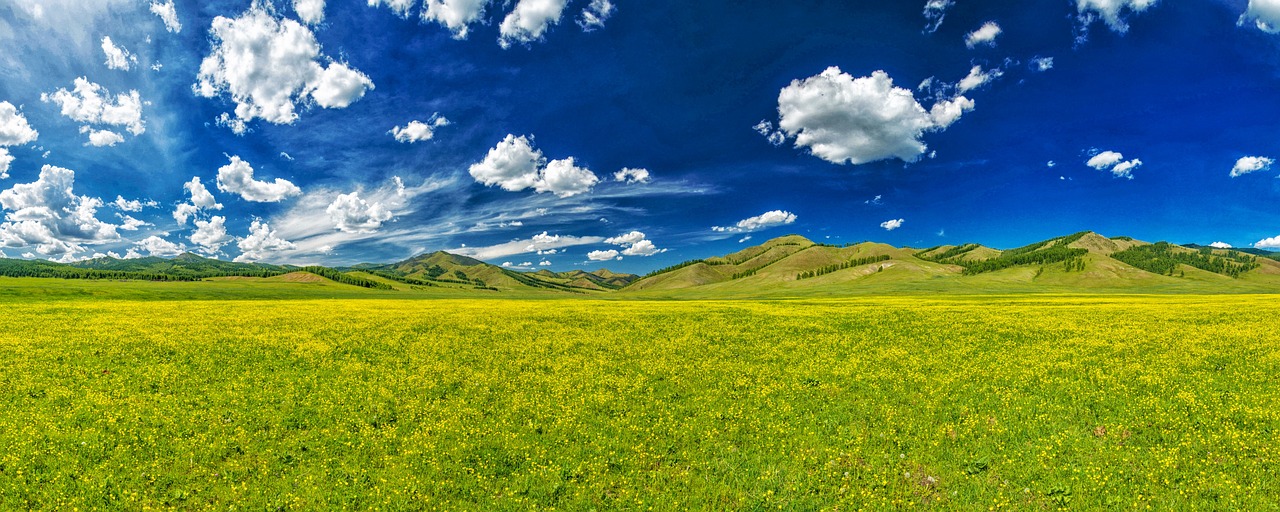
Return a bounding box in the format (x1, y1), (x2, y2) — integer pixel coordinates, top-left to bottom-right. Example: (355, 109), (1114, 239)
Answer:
(917, 244), (979, 263)
(797, 255), (891, 280)
(957, 232), (1091, 275)
(1111, 243), (1259, 278)
(299, 267), (393, 289)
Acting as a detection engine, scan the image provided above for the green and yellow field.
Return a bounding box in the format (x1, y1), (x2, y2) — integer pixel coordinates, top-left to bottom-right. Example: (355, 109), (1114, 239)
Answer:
(2, 291), (1278, 509)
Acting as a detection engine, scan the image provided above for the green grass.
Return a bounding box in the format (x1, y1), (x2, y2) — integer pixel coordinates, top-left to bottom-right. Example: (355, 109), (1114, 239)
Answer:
(1, 293), (1277, 509)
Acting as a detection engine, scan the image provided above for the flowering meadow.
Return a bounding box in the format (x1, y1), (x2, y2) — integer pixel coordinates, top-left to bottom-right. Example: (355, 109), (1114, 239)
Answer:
(0, 295), (1276, 509)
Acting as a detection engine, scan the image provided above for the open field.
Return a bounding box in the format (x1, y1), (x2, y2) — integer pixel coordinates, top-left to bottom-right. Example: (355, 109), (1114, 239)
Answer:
(2, 294), (1278, 509)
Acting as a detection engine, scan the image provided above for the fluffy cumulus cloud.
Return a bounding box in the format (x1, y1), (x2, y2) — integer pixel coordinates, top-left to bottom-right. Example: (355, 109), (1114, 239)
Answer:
(1210, 241), (1233, 249)
(965, 21), (1002, 48)
(173, 177), (223, 226)
(150, 0), (181, 33)
(1077, 0), (1158, 33)
(714, 210), (797, 233)
(774, 67), (975, 165)
(1230, 156), (1274, 177)
(236, 219), (296, 263)
(116, 214), (150, 231)
(113, 195), (157, 212)
(0, 150), (12, 180)
(753, 120), (787, 146)
(881, 218), (905, 231)
(499, 0), (568, 48)
(604, 230), (666, 257)
(0, 165), (119, 259)
(1087, 150), (1141, 179)
(326, 191), (393, 233)
(587, 249), (620, 261)
(391, 115), (450, 143)
(190, 215), (234, 254)
(957, 65), (1003, 93)
(195, 6), (373, 134)
(295, 0), (325, 24)
(613, 168), (651, 184)
(0, 102), (39, 147)
(922, 0), (953, 33)
(929, 96), (975, 129)
(371, 0), (493, 39)
(578, 0), (614, 31)
(1241, 0), (1280, 32)
(1031, 57), (1055, 72)
(0, 102), (37, 178)
(101, 36), (136, 71)
(469, 135), (601, 197)
(134, 235), (186, 257)
(42, 77), (145, 144)
(216, 156), (301, 202)
(1256, 235), (1280, 249)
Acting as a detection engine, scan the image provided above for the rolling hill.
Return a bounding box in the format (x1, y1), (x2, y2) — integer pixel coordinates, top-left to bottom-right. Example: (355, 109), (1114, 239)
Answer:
(3, 232), (1279, 296)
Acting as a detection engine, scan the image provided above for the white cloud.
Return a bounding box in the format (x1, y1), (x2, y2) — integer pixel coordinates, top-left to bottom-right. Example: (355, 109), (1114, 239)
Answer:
(0, 102), (39, 146)
(965, 21), (1002, 48)
(173, 177), (223, 226)
(922, 0), (954, 33)
(587, 249), (619, 261)
(1086, 150), (1140, 179)
(134, 235), (186, 257)
(0, 165), (119, 259)
(753, 120), (786, 146)
(777, 68), (944, 165)
(1086, 151), (1125, 170)
(310, 63), (375, 109)
(613, 168), (651, 184)
(604, 230), (666, 257)
(0, 149), (12, 180)
(112, 195), (156, 212)
(1256, 235), (1280, 249)
(499, 0), (568, 48)
(195, 6), (374, 134)
(101, 36), (136, 71)
(1230, 156), (1274, 177)
(80, 126), (125, 147)
(1077, 0), (1158, 33)
(929, 96), (975, 129)
(1031, 57), (1054, 72)
(295, 0), (325, 25)
(216, 156), (301, 202)
(391, 115), (450, 143)
(150, 0), (181, 33)
(739, 235), (752, 243)
(469, 135), (600, 197)
(235, 219), (296, 263)
(539, 259), (552, 266)
(42, 78), (145, 141)
(1210, 241), (1233, 249)
(191, 215), (234, 254)
(424, 0), (493, 39)
(116, 214), (150, 231)
(452, 231), (605, 260)
(957, 65), (1003, 93)
(326, 191), (393, 233)
(578, 0), (614, 31)
(1241, 0), (1280, 32)
(713, 210), (797, 233)
(881, 218), (905, 231)
(535, 158), (599, 197)
(265, 176), (444, 258)
(1110, 159), (1142, 179)
(369, 0), (417, 17)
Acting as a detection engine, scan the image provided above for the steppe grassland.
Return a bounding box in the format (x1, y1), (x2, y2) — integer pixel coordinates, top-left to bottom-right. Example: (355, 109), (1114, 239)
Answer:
(0, 295), (1277, 509)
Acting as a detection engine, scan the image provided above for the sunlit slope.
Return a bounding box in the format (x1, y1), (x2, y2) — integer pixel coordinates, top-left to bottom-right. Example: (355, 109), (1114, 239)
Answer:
(624, 231), (1280, 296)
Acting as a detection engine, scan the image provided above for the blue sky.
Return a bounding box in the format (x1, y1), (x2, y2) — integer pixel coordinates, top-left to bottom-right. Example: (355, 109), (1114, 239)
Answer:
(0, 0), (1279, 271)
